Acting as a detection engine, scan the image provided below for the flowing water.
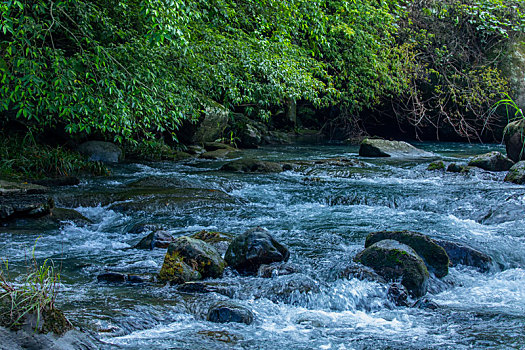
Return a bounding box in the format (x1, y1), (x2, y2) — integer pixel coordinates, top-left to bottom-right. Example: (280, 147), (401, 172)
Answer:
(2, 142), (525, 349)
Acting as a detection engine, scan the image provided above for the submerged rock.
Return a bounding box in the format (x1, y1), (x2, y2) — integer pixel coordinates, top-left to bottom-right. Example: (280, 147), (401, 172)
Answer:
(133, 230), (176, 250)
(225, 227), (290, 274)
(359, 138), (432, 158)
(160, 236), (226, 280)
(365, 230), (449, 278)
(177, 282), (235, 298)
(504, 119), (525, 162)
(97, 272), (127, 283)
(207, 302), (254, 325)
(504, 161), (525, 184)
(468, 151), (514, 171)
(355, 240), (429, 297)
(387, 283), (410, 307)
(78, 141), (123, 163)
(432, 238), (493, 272)
(220, 158), (284, 173)
(412, 297), (438, 310)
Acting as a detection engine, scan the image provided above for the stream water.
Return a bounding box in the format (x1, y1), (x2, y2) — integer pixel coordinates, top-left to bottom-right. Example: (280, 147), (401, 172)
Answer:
(1, 142), (525, 349)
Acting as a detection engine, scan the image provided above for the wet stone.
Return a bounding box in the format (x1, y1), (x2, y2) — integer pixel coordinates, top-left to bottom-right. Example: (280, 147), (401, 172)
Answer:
(134, 230), (176, 250)
(207, 302), (254, 325)
(225, 227), (290, 274)
(468, 151), (514, 172)
(365, 230), (449, 278)
(355, 239), (429, 298)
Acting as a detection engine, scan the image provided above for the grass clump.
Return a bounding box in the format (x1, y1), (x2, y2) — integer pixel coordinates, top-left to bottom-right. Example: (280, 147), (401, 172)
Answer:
(0, 133), (109, 180)
(0, 250), (71, 334)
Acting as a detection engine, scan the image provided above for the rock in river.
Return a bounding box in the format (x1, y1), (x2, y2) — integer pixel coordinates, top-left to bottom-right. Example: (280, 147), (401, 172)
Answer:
(359, 138), (433, 158)
(134, 230), (176, 249)
(468, 151), (514, 171)
(159, 236), (226, 283)
(207, 301), (254, 325)
(365, 230), (449, 278)
(355, 239), (429, 298)
(432, 238), (493, 272)
(504, 118), (525, 162)
(504, 161), (525, 184)
(225, 227), (290, 274)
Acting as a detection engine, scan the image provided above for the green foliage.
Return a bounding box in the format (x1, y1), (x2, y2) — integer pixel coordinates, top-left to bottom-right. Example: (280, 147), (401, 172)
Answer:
(0, 133), (109, 180)
(389, 0), (524, 140)
(0, 245), (61, 331)
(492, 92), (525, 122)
(1, 0), (523, 142)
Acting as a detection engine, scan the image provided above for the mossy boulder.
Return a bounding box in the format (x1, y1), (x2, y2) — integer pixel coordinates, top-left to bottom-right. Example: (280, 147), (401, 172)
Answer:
(359, 138), (432, 158)
(365, 230), (449, 278)
(158, 252), (201, 284)
(220, 158), (284, 173)
(225, 227), (290, 274)
(504, 161), (525, 184)
(468, 151), (514, 171)
(354, 239), (429, 297)
(504, 119), (525, 162)
(161, 236), (226, 280)
(207, 302), (254, 325)
(427, 160), (445, 171)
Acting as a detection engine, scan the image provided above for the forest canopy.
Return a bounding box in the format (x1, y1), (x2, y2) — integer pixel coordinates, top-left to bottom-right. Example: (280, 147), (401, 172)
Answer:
(1, 0), (524, 143)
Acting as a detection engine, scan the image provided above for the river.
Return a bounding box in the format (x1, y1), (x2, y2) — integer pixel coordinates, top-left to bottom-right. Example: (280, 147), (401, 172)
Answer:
(1, 142), (524, 349)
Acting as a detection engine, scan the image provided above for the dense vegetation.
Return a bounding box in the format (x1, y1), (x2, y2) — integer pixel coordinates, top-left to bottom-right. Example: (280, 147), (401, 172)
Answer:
(1, 0), (524, 145)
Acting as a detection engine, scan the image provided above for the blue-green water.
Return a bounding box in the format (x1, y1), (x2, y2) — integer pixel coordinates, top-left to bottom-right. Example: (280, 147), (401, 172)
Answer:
(1, 142), (524, 349)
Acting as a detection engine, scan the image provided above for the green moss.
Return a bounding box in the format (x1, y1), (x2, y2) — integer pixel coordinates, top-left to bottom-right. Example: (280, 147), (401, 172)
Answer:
(427, 161), (445, 171)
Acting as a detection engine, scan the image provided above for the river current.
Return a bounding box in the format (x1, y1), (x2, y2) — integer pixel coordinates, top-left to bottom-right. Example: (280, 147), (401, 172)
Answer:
(1, 142), (524, 349)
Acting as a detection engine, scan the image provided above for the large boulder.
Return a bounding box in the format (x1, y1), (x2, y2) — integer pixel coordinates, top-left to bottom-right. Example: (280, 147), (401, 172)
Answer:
(468, 151), (514, 171)
(354, 240), (429, 297)
(77, 141), (123, 163)
(359, 138), (432, 158)
(432, 239), (493, 272)
(192, 103), (230, 144)
(220, 158), (284, 173)
(504, 161), (525, 184)
(207, 302), (254, 325)
(504, 119), (525, 163)
(365, 231), (449, 278)
(160, 237), (226, 279)
(225, 227), (290, 274)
